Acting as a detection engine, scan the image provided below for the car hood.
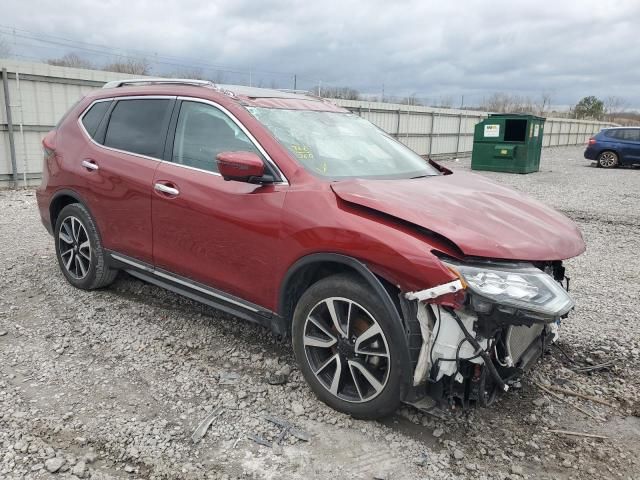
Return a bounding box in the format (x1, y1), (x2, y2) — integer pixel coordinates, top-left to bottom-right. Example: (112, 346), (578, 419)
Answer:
(331, 172), (585, 261)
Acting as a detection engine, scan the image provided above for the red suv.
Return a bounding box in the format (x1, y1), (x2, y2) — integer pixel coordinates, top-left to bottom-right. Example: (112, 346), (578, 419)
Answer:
(36, 79), (585, 418)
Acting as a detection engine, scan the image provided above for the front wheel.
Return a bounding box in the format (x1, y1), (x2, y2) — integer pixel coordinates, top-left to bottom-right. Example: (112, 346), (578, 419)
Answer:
(598, 151), (618, 168)
(292, 274), (405, 419)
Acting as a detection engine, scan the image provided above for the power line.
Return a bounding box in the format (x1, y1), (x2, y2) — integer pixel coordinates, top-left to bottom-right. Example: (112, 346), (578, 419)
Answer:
(2, 24), (474, 101)
(0, 25), (315, 81)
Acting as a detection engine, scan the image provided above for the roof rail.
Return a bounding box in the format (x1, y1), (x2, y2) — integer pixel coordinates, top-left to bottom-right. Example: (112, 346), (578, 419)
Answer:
(102, 78), (215, 89)
(277, 88), (312, 95)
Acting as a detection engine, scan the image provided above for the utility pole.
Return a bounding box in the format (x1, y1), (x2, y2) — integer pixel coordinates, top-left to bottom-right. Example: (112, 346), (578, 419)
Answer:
(382, 83), (385, 102)
(460, 95), (464, 109)
(317, 80), (322, 97)
(293, 74), (297, 90)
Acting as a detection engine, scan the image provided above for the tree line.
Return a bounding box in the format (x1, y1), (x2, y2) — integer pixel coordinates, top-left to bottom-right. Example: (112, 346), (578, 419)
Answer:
(1, 40), (636, 124)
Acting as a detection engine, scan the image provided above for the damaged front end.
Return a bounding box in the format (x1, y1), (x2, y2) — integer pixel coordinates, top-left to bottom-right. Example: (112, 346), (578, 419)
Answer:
(402, 258), (573, 408)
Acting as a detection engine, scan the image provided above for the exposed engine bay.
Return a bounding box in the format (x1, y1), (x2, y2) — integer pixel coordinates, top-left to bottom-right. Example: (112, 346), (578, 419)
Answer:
(402, 259), (572, 408)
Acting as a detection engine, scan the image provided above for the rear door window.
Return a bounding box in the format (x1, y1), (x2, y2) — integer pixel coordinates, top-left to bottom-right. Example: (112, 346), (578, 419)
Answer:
(104, 99), (173, 158)
(81, 101), (111, 139)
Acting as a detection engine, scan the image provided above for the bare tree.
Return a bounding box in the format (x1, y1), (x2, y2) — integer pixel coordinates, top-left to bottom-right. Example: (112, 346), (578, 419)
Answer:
(435, 96), (453, 108)
(319, 86), (360, 100)
(536, 92), (552, 116)
(47, 53), (93, 69)
(212, 71), (226, 84)
(481, 92), (537, 114)
(0, 35), (12, 58)
(400, 94), (421, 106)
(482, 92), (515, 112)
(609, 111), (640, 126)
(103, 58), (150, 75)
(165, 67), (206, 80)
(604, 96), (627, 122)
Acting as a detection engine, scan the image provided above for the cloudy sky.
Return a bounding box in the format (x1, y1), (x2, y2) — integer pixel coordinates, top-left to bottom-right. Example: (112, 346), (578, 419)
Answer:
(2, 0), (639, 108)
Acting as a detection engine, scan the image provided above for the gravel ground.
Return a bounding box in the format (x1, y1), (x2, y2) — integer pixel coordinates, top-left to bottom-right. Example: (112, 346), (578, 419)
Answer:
(1, 146), (639, 479)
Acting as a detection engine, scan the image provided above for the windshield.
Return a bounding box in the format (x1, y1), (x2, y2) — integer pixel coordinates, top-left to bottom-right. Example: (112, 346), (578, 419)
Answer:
(247, 107), (440, 179)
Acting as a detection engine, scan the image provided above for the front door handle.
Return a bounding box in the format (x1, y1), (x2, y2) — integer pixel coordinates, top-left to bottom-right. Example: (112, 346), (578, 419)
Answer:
(154, 182), (180, 196)
(81, 159), (99, 171)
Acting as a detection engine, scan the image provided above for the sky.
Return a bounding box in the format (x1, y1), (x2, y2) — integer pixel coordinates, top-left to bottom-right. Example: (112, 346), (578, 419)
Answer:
(1, 0), (639, 109)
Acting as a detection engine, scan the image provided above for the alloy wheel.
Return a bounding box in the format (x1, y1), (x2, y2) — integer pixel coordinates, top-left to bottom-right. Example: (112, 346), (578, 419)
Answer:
(599, 152), (617, 168)
(58, 216), (91, 279)
(302, 297), (390, 403)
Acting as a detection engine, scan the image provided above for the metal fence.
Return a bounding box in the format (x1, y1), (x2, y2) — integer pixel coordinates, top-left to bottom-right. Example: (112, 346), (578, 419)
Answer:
(1, 59), (617, 187)
(332, 99), (616, 158)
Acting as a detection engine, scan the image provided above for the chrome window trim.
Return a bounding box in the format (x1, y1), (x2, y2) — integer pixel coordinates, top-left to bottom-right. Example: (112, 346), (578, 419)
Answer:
(164, 161), (222, 177)
(78, 95), (177, 163)
(176, 96), (289, 185)
(78, 95), (289, 185)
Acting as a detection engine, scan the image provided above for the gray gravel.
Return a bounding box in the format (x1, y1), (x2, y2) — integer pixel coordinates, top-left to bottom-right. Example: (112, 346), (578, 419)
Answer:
(1, 146), (639, 479)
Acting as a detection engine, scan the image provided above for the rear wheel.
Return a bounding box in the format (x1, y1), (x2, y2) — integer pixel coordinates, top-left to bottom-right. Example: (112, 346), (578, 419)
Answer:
(598, 151), (618, 168)
(54, 203), (118, 290)
(292, 274), (404, 419)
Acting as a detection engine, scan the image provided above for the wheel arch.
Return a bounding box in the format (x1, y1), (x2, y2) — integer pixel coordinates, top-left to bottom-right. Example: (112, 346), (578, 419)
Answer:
(278, 253), (404, 333)
(49, 189), (91, 229)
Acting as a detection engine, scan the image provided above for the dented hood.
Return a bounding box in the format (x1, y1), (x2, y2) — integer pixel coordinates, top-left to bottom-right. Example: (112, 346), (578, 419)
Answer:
(331, 172), (585, 261)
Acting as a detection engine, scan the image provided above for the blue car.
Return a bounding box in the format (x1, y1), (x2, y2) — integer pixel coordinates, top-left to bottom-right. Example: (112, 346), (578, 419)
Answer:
(584, 127), (640, 168)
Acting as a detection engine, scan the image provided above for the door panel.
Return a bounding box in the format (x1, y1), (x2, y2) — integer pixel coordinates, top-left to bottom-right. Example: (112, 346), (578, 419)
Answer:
(625, 130), (640, 162)
(151, 163), (286, 308)
(79, 97), (175, 263)
(81, 145), (160, 263)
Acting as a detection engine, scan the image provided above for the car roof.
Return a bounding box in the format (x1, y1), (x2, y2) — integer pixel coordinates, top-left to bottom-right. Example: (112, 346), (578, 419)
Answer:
(91, 79), (348, 113)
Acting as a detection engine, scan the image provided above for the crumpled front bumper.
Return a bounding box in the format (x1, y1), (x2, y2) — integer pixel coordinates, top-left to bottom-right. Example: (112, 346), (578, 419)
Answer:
(400, 265), (570, 408)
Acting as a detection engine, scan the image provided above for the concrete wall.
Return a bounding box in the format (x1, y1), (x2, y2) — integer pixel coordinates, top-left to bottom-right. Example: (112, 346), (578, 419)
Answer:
(0, 59), (616, 187)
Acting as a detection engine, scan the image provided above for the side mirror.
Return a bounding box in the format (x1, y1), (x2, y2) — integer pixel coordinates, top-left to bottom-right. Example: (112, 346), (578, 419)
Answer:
(216, 151), (267, 183)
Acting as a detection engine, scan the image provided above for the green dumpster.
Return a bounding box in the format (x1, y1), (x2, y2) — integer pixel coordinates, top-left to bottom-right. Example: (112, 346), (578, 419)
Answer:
(471, 114), (545, 173)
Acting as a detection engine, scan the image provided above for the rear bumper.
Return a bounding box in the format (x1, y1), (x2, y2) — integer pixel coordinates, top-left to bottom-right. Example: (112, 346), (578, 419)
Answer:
(35, 189), (53, 235)
(584, 147), (599, 160)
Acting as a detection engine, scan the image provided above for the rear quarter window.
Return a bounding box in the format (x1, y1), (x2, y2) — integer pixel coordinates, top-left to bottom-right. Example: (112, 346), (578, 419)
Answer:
(604, 129), (620, 139)
(81, 101), (111, 139)
(103, 99), (173, 158)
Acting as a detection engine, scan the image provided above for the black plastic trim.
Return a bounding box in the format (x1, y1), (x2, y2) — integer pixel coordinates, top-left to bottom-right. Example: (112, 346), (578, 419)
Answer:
(48, 188), (92, 233)
(107, 251), (287, 335)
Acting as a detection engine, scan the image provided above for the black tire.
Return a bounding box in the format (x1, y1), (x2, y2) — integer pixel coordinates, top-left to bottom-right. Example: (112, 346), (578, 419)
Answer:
(54, 203), (118, 290)
(598, 151), (618, 168)
(292, 273), (406, 419)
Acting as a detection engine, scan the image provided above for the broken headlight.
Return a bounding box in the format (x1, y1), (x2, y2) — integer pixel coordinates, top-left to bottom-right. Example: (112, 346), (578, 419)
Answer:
(443, 260), (574, 317)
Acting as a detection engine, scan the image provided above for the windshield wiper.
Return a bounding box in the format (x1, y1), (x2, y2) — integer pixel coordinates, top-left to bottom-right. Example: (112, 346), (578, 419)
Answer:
(409, 174), (436, 179)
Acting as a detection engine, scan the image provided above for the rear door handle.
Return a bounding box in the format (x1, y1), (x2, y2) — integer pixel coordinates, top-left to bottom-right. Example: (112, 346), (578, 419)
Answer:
(82, 159), (99, 171)
(154, 182), (180, 196)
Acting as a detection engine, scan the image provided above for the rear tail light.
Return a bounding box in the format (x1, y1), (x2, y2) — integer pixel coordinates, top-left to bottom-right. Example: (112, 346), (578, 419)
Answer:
(588, 137), (597, 145)
(42, 130), (57, 161)
(43, 146), (55, 160)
